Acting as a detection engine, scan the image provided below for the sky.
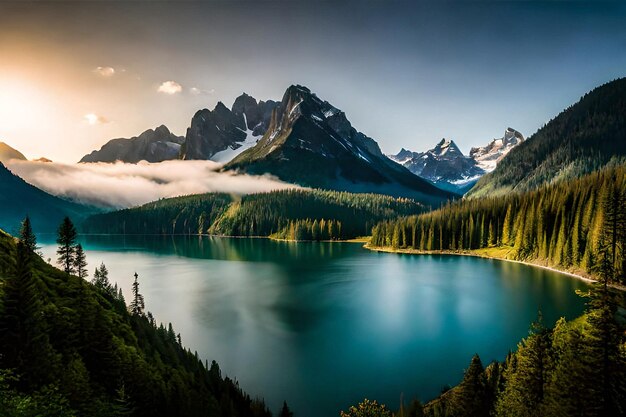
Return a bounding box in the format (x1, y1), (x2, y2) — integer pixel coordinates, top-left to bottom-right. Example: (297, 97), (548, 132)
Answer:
(1, 0), (625, 163)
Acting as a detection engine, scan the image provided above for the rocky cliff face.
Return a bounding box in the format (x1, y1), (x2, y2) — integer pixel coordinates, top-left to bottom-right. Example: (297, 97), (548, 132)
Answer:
(225, 85), (455, 204)
(79, 125), (184, 163)
(181, 94), (278, 161)
(470, 127), (525, 172)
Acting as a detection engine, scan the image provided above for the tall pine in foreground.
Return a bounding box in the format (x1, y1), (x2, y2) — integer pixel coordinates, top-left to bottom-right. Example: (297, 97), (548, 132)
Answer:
(56, 216), (77, 274)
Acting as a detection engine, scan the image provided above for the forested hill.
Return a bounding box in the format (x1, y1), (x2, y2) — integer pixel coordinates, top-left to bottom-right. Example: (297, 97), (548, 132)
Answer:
(82, 189), (426, 240)
(468, 77), (626, 198)
(0, 228), (272, 416)
(371, 163), (626, 284)
(0, 162), (93, 233)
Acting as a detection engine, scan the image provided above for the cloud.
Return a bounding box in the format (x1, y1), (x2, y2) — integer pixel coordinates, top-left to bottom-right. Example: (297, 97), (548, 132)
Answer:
(158, 81), (183, 95)
(84, 113), (110, 125)
(94, 66), (116, 77)
(190, 87), (215, 96)
(5, 160), (300, 209)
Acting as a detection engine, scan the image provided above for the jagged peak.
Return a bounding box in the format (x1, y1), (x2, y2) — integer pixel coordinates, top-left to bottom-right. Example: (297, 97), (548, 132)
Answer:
(214, 101), (229, 112)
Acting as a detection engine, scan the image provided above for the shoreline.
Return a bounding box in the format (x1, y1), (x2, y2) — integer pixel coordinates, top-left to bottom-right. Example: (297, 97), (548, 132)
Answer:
(363, 244), (626, 290)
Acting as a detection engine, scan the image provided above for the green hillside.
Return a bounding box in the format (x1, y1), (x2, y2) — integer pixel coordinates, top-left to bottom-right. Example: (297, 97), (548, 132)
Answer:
(0, 162), (93, 233)
(371, 163), (626, 284)
(82, 189), (426, 240)
(468, 78), (626, 198)
(0, 227), (272, 417)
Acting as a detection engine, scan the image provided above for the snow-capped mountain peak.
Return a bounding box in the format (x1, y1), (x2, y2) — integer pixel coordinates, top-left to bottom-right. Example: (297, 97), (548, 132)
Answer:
(470, 127), (524, 172)
(388, 127), (524, 194)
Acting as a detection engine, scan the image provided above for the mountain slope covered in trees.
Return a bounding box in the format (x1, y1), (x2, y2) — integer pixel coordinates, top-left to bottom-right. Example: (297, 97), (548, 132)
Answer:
(0, 162), (93, 233)
(82, 189), (426, 240)
(468, 78), (626, 198)
(371, 164), (626, 283)
(0, 226), (273, 417)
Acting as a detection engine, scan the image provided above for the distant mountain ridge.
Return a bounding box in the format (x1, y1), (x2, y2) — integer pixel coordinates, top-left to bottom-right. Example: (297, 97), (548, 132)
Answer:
(0, 161), (92, 233)
(388, 128), (523, 194)
(80, 125), (184, 163)
(470, 127), (524, 172)
(0, 141), (27, 164)
(225, 85), (455, 204)
(468, 77), (626, 198)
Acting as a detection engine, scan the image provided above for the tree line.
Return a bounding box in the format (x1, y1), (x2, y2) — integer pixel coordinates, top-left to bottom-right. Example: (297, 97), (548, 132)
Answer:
(371, 164), (626, 284)
(82, 189), (426, 241)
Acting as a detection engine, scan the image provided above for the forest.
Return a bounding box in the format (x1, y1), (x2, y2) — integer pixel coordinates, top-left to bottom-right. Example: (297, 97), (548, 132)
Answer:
(82, 189), (425, 241)
(370, 164), (626, 284)
(0, 218), (284, 417)
(468, 77), (626, 198)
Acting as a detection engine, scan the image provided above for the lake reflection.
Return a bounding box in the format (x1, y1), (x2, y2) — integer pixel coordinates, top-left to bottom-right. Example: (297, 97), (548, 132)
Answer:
(40, 235), (589, 417)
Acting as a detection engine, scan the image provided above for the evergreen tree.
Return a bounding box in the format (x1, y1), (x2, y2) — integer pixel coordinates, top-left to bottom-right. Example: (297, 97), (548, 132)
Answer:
(74, 244), (88, 279)
(496, 314), (552, 417)
(19, 216), (38, 255)
(130, 272), (145, 316)
(57, 217), (78, 274)
(341, 399), (392, 417)
(279, 401), (294, 417)
(92, 262), (111, 291)
(452, 354), (490, 417)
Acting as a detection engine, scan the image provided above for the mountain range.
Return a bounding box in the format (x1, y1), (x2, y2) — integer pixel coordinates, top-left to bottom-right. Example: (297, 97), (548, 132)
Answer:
(224, 85), (454, 203)
(388, 128), (524, 193)
(80, 85), (455, 204)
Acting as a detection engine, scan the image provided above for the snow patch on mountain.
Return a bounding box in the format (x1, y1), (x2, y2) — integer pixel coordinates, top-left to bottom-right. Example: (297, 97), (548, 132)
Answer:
(388, 128), (524, 193)
(211, 113), (261, 163)
(470, 128), (524, 173)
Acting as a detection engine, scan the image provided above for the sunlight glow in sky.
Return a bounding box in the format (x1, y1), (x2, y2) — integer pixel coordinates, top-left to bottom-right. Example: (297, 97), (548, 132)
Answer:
(0, 1), (625, 163)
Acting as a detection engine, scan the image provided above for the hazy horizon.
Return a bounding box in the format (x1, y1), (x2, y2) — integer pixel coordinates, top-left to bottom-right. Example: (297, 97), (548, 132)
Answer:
(1, 1), (625, 163)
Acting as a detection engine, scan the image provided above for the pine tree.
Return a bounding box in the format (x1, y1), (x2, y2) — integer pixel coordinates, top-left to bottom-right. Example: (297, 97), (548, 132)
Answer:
(57, 217), (78, 274)
(496, 313), (552, 417)
(0, 241), (57, 389)
(74, 244), (88, 279)
(130, 272), (145, 316)
(452, 354), (490, 417)
(279, 401), (294, 417)
(92, 263), (111, 291)
(19, 216), (38, 255)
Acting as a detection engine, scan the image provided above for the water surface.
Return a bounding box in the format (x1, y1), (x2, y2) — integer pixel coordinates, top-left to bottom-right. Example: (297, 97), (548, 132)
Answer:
(40, 236), (588, 416)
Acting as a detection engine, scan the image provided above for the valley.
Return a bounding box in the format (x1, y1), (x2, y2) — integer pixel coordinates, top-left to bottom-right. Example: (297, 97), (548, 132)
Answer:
(1, 2), (625, 416)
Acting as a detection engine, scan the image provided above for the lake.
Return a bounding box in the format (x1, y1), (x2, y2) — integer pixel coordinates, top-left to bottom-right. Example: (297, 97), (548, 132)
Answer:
(40, 235), (588, 416)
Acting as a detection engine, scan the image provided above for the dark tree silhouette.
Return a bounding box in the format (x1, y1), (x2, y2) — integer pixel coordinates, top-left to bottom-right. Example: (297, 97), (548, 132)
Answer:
(56, 217), (77, 274)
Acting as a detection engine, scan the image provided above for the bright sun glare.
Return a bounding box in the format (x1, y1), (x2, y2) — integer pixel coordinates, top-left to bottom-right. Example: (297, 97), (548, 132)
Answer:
(0, 77), (50, 134)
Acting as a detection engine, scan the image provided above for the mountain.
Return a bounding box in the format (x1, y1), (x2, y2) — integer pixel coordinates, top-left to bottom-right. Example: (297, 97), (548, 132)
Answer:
(0, 141), (27, 164)
(79, 125), (184, 163)
(468, 78), (626, 198)
(226, 85), (455, 204)
(0, 162), (92, 233)
(469, 127), (524, 172)
(389, 139), (485, 194)
(181, 93), (278, 162)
